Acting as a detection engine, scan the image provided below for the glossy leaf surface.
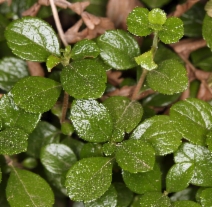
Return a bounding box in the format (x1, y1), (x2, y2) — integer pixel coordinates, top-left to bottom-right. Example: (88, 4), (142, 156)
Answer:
(170, 98), (212, 145)
(61, 59), (106, 99)
(115, 139), (155, 173)
(80, 143), (103, 159)
(147, 59), (188, 95)
(70, 99), (113, 142)
(5, 17), (60, 62)
(172, 200), (201, 207)
(97, 30), (140, 69)
(203, 14), (212, 50)
(0, 57), (29, 91)
(46, 55), (61, 72)
(198, 188), (212, 207)
(65, 157), (113, 202)
(11, 76), (61, 113)
(148, 8), (166, 30)
(6, 168), (54, 207)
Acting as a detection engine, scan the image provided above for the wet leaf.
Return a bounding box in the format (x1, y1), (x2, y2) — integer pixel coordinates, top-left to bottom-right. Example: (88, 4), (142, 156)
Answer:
(80, 143), (103, 159)
(65, 157), (113, 202)
(130, 115), (182, 155)
(172, 200), (201, 207)
(147, 59), (188, 95)
(5, 17), (60, 62)
(102, 142), (116, 156)
(61, 59), (106, 99)
(6, 168), (54, 207)
(71, 39), (100, 60)
(40, 143), (77, 174)
(97, 30), (140, 69)
(158, 17), (184, 44)
(202, 14), (212, 50)
(170, 98), (212, 145)
(122, 163), (161, 194)
(115, 139), (155, 173)
(0, 127), (28, 155)
(11, 76), (61, 113)
(0, 93), (41, 134)
(141, 0), (171, 8)
(127, 7), (152, 37)
(103, 96), (143, 142)
(0, 57), (29, 91)
(198, 188), (212, 206)
(84, 184), (117, 207)
(70, 99), (113, 143)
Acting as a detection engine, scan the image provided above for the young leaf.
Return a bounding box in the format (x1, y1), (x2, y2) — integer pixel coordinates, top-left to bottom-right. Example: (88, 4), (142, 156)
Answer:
(198, 188), (212, 207)
(147, 59), (188, 95)
(61, 59), (106, 99)
(0, 127), (28, 155)
(97, 30), (140, 69)
(71, 39), (100, 60)
(158, 17), (184, 44)
(115, 139), (155, 173)
(65, 157), (113, 202)
(0, 93), (41, 134)
(70, 99), (113, 143)
(130, 115), (182, 155)
(103, 96), (143, 142)
(172, 200), (201, 207)
(11, 76), (61, 113)
(122, 163), (161, 194)
(127, 7), (152, 37)
(46, 55), (61, 72)
(40, 143), (77, 174)
(5, 17), (60, 62)
(170, 98), (212, 145)
(84, 184), (117, 207)
(80, 143), (103, 159)
(6, 168), (54, 207)
(203, 14), (212, 50)
(0, 57), (29, 91)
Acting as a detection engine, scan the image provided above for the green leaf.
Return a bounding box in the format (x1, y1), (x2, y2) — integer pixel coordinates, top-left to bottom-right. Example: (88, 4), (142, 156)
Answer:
(84, 184), (117, 207)
(130, 115), (182, 155)
(6, 167), (54, 207)
(22, 157), (37, 169)
(102, 142), (116, 156)
(166, 163), (194, 193)
(174, 143), (212, 186)
(27, 121), (60, 158)
(70, 99), (113, 143)
(127, 7), (152, 37)
(141, 0), (171, 8)
(202, 14), (212, 50)
(103, 96), (143, 142)
(11, 76), (61, 113)
(130, 195), (142, 207)
(5, 17), (60, 62)
(158, 17), (184, 44)
(0, 14), (9, 42)
(80, 143), (103, 159)
(172, 201), (201, 207)
(140, 192), (171, 207)
(123, 163), (161, 194)
(115, 139), (155, 173)
(97, 30), (140, 69)
(61, 122), (74, 136)
(65, 157), (113, 202)
(0, 57), (29, 91)
(40, 143), (77, 174)
(170, 98), (212, 145)
(0, 127), (28, 155)
(71, 39), (100, 60)
(46, 55), (61, 72)
(147, 59), (188, 95)
(0, 93), (40, 133)
(198, 188), (212, 206)
(61, 59), (106, 99)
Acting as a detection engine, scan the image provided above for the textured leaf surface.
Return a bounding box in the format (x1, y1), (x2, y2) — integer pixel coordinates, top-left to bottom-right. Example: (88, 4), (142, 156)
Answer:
(46, 55), (61, 72)
(5, 17), (60, 62)
(6, 168), (54, 207)
(148, 8), (166, 30)
(147, 59), (188, 95)
(0, 93), (40, 133)
(0, 57), (28, 91)
(71, 39), (100, 60)
(198, 188), (212, 207)
(11, 76), (61, 113)
(115, 139), (155, 173)
(70, 99), (113, 142)
(170, 98), (212, 145)
(0, 127), (28, 155)
(172, 200), (201, 207)
(80, 143), (103, 159)
(61, 59), (106, 99)
(203, 14), (212, 50)
(130, 115), (182, 155)
(104, 96), (143, 142)
(41, 144), (77, 174)
(123, 163), (161, 194)
(158, 17), (184, 44)
(97, 30), (140, 69)
(65, 157), (113, 202)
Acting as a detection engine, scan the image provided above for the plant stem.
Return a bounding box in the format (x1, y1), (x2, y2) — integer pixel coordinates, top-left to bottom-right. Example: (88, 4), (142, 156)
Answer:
(61, 92), (69, 123)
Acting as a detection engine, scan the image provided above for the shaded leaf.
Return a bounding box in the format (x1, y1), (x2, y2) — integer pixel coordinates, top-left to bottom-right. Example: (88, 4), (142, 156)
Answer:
(65, 157), (113, 202)
(11, 76), (61, 113)
(5, 17), (60, 62)
(0, 168), (1, 183)
(172, 200), (201, 207)
(141, 0), (171, 8)
(198, 188), (212, 207)
(202, 14), (212, 50)
(0, 14), (9, 42)
(80, 143), (103, 159)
